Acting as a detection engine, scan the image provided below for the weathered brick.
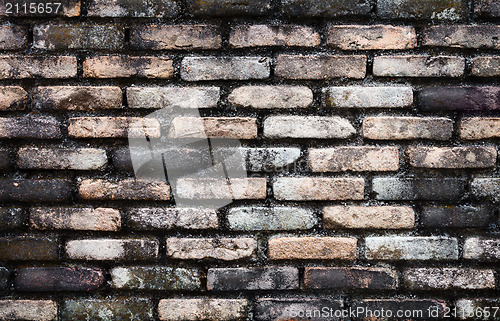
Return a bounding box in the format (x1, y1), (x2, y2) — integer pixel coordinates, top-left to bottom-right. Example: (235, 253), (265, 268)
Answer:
(460, 118), (500, 140)
(0, 149), (10, 170)
(328, 25), (417, 50)
(228, 86), (313, 109)
(30, 207), (121, 231)
(0, 25), (27, 50)
(304, 267), (397, 290)
(275, 54), (367, 79)
(230, 25), (320, 48)
(324, 86), (413, 108)
(0, 300), (57, 321)
(404, 268), (495, 290)
(34, 86), (122, 110)
(406, 146), (497, 169)
(0, 207), (23, 230)
(472, 57), (500, 77)
(15, 267), (104, 291)
(131, 25), (220, 50)
(0, 117), (62, 139)
(419, 87), (500, 111)
(62, 298), (153, 321)
(423, 25), (500, 49)
(127, 207), (218, 230)
(186, 0), (271, 16)
(373, 178), (465, 201)
(68, 117), (160, 138)
(324, 206), (415, 229)
(363, 117), (453, 140)
(79, 179), (170, 201)
(471, 178), (500, 202)
(264, 116), (355, 139)
(207, 267), (299, 291)
(456, 299), (500, 320)
(421, 205), (494, 228)
(17, 148), (108, 170)
(127, 86), (219, 109)
(0, 86), (27, 110)
(0, 179), (71, 202)
(377, 0), (466, 20)
(66, 238), (159, 261)
(227, 206), (317, 231)
(282, 0), (371, 17)
(365, 236), (459, 260)
(464, 238), (500, 261)
(0, 56), (77, 79)
(475, 0), (500, 17)
(181, 57), (270, 81)
(255, 298), (343, 321)
(111, 266), (201, 290)
(0, 0), (80, 17)
(159, 299), (248, 321)
(268, 236), (357, 260)
(88, 0), (179, 17)
(373, 55), (465, 77)
(176, 178), (266, 200)
(214, 147), (301, 172)
(83, 56), (173, 78)
(0, 267), (9, 289)
(309, 147), (399, 172)
(169, 117), (257, 139)
(351, 300), (447, 320)
(274, 177), (364, 201)
(34, 24), (123, 50)
(167, 237), (257, 261)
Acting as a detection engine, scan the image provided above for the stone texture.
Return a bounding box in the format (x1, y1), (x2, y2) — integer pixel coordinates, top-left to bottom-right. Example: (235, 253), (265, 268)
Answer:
(471, 178), (500, 202)
(0, 0), (80, 17)
(0, 268), (8, 289)
(15, 267), (104, 291)
(264, 116), (355, 139)
(228, 86), (313, 109)
(0, 149), (9, 170)
(62, 298), (154, 321)
(88, 0), (179, 17)
(421, 205), (494, 228)
(406, 146), (497, 169)
(373, 178), (465, 201)
(83, 56), (173, 78)
(275, 54), (367, 79)
(214, 147), (301, 172)
(68, 117), (161, 138)
(230, 25), (320, 47)
(0, 207), (23, 230)
(377, 0), (466, 20)
(30, 207), (121, 231)
(168, 117), (257, 139)
(274, 177), (364, 201)
(304, 267), (397, 290)
(227, 206), (317, 231)
(0, 25), (27, 49)
(324, 86), (413, 108)
(268, 236), (357, 260)
(0, 86), (27, 110)
(111, 266), (201, 290)
(404, 268), (496, 290)
(255, 298), (343, 321)
(0, 236), (58, 261)
(365, 236), (459, 260)
(456, 299), (500, 320)
(127, 207), (218, 230)
(324, 206), (415, 229)
(373, 55), (465, 77)
(475, 0), (500, 17)
(17, 148), (108, 170)
(472, 57), (500, 77)
(127, 86), (220, 109)
(419, 87), (500, 111)
(166, 237), (257, 260)
(0, 300), (57, 321)
(79, 179), (170, 200)
(131, 25), (221, 50)
(363, 117), (453, 140)
(460, 118), (500, 140)
(309, 147), (399, 172)
(0, 55), (77, 79)
(181, 57), (270, 81)
(66, 238), (159, 260)
(282, 0), (371, 17)
(463, 238), (500, 261)
(0, 116), (62, 139)
(186, 0), (271, 16)
(423, 25), (500, 49)
(351, 300), (447, 320)
(328, 25), (417, 50)
(176, 178), (266, 200)
(158, 299), (248, 321)
(34, 86), (122, 110)
(0, 179), (71, 202)
(207, 267), (299, 291)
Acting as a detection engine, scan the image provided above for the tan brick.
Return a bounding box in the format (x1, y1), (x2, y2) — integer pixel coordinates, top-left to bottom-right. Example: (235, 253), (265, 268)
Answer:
(17, 148), (108, 170)
(0, 86), (27, 110)
(34, 86), (122, 110)
(324, 206), (415, 229)
(0, 25), (27, 50)
(423, 25), (500, 49)
(406, 146), (497, 168)
(159, 299), (248, 321)
(363, 117), (453, 140)
(327, 25), (417, 50)
(273, 177), (364, 201)
(83, 56), (173, 78)
(459, 117), (500, 140)
(176, 178), (266, 200)
(309, 147), (399, 172)
(68, 117), (160, 138)
(0, 56), (77, 79)
(168, 117), (257, 139)
(131, 25), (221, 50)
(472, 57), (500, 77)
(228, 85), (313, 109)
(268, 237), (357, 260)
(373, 55), (465, 77)
(30, 207), (120, 231)
(79, 179), (170, 200)
(276, 54), (367, 79)
(230, 24), (320, 48)
(0, 300), (57, 321)
(166, 237), (257, 260)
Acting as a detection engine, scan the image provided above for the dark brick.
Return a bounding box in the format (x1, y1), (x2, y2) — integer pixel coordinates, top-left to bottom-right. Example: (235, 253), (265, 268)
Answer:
(207, 267), (299, 291)
(255, 298), (344, 321)
(0, 207), (23, 230)
(282, 0), (371, 17)
(372, 178), (466, 201)
(88, 0), (179, 17)
(15, 267), (104, 292)
(0, 0), (80, 16)
(304, 267), (397, 290)
(0, 117), (62, 139)
(421, 205), (494, 228)
(110, 266), (202, 290)
(351, 299), (447, 320)
(475, 0), (500, 17)
(419, 87), (500, 111)
(0, 25), (27, 50)
(0, 150), (10, 170)
(377, 0), (466, 20)
(0, 179), (71, 202)
(186, 0), (272, 16)
(62, 298), (154, 321)
(0, 236), (58, 261)
(0, 267), (9, 290)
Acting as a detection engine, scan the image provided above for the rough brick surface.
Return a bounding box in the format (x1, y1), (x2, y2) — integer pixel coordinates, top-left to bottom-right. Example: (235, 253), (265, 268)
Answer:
(215, 147), (301, 172)
(282, 0), (371, 17)
(181, 57), (270, 81)
(131, 25), (221, 50)
(228, 86), (313, 109)
(351, 300), (447, 319)
(471, 178), (500, 202)
(377, 0), (466, 20)
(423, 25), (500, 49)
(111, 266), (201, 290)
(30, 207), (121, 231)
(328, 25), (417, 50)
(83, 56), (173, 78)
(404, 268), (495, 289)
(365, 236), (459, 260)
(0, 86), (27, 110)
(169, 117), (257, 139)
(166, 237), (257, 261)
(264, 116), (356, 139)
(17, 148), (108, 170)
(0, 179), (71, 202)
(421, 205), (493, 228)
(273, 177), (364, 201)
(79, 179), (170, 200)
(460, 118), (500, 140)
(34, 86), (122, 110)
(255, 298), (343, 321)
(363, 117), (453, 140)
(0, 117), (62, 139)
(0, 25), (27, 50)
(207, 267), (299, 291)
(186, 0), (271, 16)
(324, 206), (415, 229)
(127, 207), (218, 230)
(0, 236), (58, 261)
(324, 86), (413, 108)
(62, 299), (153, 321)
(472, 57), (500, 77)
(0, 300), (57, 321)
(15, 267), (104, 291)
(0, 207), (23, 230)
(127, 86), (220, 109)
(309, 147), (399, 172)
(158, 299), (248, 321)
(68, 117), (160, 138)
(406, 146), (497, 168)
(456, 299), (500, 320)
(227, 206), (317, 231)
(268, 236), (357, 260)
(463, 238), (500, 261)
(475, 0), (500, 17)
(176, 178), (266, 200)
(88, 0), (179, 17)
(276, 54), (367, 79)
(373, 55), (465, 77)
(304, 267), (397, 289)
(230, 25), (320, 48)
(419, 87), (500, 111)
(373, 178), (465, 201)
(0, 56), (77, 79)
(66, 238), (159, 261)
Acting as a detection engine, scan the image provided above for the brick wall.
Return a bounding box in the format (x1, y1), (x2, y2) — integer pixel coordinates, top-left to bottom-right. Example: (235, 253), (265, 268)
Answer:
(0, 0), (499, 320)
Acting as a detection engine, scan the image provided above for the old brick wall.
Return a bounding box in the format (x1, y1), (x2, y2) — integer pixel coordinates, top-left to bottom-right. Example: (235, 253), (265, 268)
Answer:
(0, 0), (499, 320)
